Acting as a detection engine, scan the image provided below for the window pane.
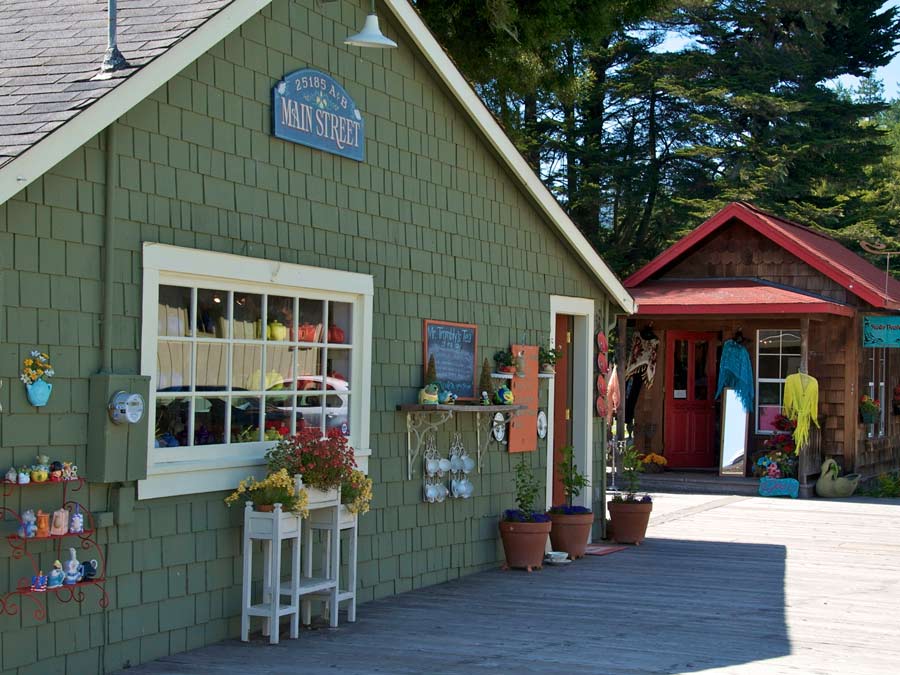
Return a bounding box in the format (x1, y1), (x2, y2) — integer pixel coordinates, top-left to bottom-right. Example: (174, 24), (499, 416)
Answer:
(196, 289), (228, 338)
(758, 331), (780, 354)
(231, 397), (261, 443)
(157, 342), (191, 391)
(233, 293), (262, 339)
(267, 296), (294, 341)
(759, 355), (780, 379)
(266, 346), (294, 389)
(264, 397), (292, 441)
(693, 340), (709, 400)
(783, 355), (801, 375)
(327, 349), (352, 390)
(327, 392), (350, 436)
(233, 345), (263, 391)
(758, 405), (781, 432)
(155, 398), (186, 447)
(297, 299), (324, 343)
(194, 396), (226, 445)
(159, 285), (192, 337)
(781, 332), (801, 355)
(328, 301), (352, 344)
(196, 342), (228, 390)
(297, 393), (323, 432)
(296, 348), (323, 378)
(759, 381), (783, 405)
(673, 340), (688, 392)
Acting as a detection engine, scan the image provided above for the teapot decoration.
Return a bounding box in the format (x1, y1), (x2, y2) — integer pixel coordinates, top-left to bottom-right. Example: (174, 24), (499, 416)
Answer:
(494, 385), (514, 405)
(437, 390), (457, 405)
(5, 467), (16, 483)
(327, 323), (345, 343)
(49, 460), (63, 482)
(69, 505), (84, 534)
(30, 571), (48, 592)
(63, 548), (83, 585)
(17, 467), (30, 485)
(35, 510), (50, 538)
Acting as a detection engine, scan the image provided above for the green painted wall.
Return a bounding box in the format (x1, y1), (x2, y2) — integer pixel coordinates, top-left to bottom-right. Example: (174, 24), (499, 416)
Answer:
(0, 0), (612, 671)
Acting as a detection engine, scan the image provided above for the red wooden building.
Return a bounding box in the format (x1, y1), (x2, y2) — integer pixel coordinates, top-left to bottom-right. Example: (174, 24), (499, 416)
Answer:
(618, 202), (900, 486)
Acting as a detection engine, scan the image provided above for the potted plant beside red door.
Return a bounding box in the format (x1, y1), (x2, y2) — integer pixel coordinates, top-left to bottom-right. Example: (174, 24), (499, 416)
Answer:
(500, 457), (552, 571)
(607, 445), (652, 545)
(547, 445), (592, 559)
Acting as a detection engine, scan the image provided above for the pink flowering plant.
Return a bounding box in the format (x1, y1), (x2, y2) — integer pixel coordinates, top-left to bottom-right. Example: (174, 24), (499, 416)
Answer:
(753, 415), (798, 478)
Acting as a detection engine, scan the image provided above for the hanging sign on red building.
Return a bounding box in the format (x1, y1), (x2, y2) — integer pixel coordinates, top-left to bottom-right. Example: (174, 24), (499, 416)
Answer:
(273, 69), (365, 161)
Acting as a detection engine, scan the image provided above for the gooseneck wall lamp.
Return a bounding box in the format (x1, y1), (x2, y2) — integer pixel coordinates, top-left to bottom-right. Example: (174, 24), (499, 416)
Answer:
(345, 0), (398, 48)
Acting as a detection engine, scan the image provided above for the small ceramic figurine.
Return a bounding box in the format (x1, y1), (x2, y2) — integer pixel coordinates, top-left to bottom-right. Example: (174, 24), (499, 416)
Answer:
(61, 462), (73, 480)
(19, 509), (37, 538)
(437, 390), (457, 405)
(480, 390), (490, 406)
(31, 466), (48, 483)
(50, 508), (69, 536)
(68, 464), (78, 480)
(69, 505), (84, 535)
(63, 548), (83, 585)
(494, 385), (514, 405)
(47, 561), (64, 588)
(35, 510), (50, 538)
(49, 460), (63, 482)
(36, 454), (50, 469)
(30, 571), (48, 592)
(5, 467), (16, 483)
(17, 467), (30, 485)
(418, 383), (439, 405)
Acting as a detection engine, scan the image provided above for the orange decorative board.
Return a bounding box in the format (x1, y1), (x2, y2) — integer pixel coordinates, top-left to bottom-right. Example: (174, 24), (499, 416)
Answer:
(508, 344), (538, 453)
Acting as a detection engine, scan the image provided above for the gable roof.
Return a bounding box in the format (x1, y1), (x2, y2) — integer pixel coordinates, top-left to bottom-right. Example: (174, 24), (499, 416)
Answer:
(0, 0), (634, 314)
(624, 202), (900, 310)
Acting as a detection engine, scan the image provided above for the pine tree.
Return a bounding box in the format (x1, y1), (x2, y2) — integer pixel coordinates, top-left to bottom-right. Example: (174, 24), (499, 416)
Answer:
(425, 355), (438, 386)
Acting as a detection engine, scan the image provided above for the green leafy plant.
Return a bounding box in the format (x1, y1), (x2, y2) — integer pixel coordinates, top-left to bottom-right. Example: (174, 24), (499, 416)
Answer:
(503, 456), (550, 522)
(493, 349), (513, 369)
(612, 444), (651, 504)
(539, 342), (563, 368)
(555, 445), (589, 508)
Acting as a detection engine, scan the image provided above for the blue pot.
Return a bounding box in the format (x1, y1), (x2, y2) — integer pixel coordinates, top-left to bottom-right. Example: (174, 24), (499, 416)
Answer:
(26, 379), (52, 407)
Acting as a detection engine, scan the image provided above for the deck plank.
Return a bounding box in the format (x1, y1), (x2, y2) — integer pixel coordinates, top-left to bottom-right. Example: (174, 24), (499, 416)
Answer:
(117, 494), (900, 675)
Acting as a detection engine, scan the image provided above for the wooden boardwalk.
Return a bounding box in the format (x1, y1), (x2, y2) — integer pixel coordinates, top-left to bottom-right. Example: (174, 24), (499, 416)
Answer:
(120, 494), (900, 675)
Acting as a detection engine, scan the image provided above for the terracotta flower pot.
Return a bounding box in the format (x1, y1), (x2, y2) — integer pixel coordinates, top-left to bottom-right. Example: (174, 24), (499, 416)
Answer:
(255, 504), (276, 512)
(607, 501), (652, 545)
(548, 511), (593, 559)
(499, 519), (552, 571)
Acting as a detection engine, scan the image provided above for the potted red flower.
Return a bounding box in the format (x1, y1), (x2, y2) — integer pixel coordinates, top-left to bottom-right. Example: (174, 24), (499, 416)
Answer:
(265, 428), (356, 507)
(547, 445), (592, 559)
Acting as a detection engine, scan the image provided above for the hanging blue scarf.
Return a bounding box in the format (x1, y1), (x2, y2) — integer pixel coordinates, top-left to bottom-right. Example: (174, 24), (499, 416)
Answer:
(716, 339), (754, 413)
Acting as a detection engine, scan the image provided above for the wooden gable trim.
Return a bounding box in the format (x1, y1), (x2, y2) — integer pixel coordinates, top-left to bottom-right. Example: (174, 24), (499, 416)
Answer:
(625, 202), (891, 309)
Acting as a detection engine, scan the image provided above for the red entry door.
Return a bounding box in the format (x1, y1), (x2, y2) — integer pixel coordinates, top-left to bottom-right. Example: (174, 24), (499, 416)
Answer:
(552, 314), (573, 506)
(664, 331), (718, 468)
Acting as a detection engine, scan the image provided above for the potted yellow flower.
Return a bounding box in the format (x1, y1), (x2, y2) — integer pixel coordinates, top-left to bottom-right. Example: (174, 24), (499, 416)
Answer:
(225, 468), (309, 517)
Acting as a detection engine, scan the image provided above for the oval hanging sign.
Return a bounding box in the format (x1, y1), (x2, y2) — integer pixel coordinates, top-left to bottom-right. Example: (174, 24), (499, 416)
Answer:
(273, 69), (364, 161)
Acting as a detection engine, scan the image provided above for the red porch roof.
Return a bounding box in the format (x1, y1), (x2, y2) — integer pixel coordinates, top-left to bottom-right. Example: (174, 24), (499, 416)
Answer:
(624, 202), (900, 310)
(631, 279), (856, 317)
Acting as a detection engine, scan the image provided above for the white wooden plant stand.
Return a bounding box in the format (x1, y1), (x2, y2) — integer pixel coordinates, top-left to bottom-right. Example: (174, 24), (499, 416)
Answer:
(303, 504), (358, 624)
(240, 502), (302, 645)
(285, 484), (342, 628)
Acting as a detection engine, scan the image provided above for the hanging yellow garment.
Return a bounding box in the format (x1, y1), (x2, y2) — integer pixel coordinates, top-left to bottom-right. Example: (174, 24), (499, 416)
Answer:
(782, 373), (819, 451)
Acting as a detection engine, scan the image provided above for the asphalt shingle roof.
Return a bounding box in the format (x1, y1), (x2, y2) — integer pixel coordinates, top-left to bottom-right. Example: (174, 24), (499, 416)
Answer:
(0, 0), (232, 169)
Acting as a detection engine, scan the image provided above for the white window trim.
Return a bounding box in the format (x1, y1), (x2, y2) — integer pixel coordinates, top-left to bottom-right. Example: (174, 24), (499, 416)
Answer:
(138, 243), (374, 500)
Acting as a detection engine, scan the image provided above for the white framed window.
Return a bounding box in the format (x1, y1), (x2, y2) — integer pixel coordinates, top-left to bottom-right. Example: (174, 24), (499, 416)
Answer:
(865, 347), (886, 439)
(139, 244), (373, 499)
(755, 329), (801, 433)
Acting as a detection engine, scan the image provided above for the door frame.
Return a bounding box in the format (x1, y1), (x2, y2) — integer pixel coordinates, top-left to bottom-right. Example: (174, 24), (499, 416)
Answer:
(546, 296), (595, 510)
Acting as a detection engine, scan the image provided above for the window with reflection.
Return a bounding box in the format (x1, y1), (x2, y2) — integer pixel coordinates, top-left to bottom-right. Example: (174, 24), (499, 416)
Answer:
(154, 285), (354, 451)
(755, 329), (801, 433)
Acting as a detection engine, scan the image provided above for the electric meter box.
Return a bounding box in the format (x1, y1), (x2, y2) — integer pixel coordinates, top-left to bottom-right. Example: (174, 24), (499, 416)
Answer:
(87, 374), (151, 483)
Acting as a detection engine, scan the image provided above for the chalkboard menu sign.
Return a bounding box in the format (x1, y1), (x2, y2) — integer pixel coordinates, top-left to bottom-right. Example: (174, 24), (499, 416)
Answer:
(423, 320), (478, 400)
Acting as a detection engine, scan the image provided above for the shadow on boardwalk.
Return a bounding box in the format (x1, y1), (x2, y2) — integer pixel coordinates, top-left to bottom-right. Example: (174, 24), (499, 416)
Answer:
(119, 536), (789, 675)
